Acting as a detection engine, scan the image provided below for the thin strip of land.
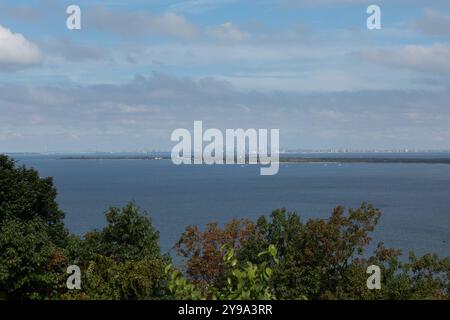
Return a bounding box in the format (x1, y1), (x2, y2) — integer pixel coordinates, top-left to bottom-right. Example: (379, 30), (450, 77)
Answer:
(59, 156), (450, 164)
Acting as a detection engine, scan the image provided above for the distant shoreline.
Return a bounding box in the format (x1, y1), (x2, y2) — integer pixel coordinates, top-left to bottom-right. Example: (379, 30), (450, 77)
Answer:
(59, 156), (450, 164)
(60, 156), (170, 160)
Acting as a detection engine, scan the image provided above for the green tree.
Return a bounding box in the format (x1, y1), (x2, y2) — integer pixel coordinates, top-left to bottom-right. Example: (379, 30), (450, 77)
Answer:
(238, 204), (383, 299)
(167, 245), (279, 300)
(178, 204), (450, 300)
(0, 155), (68, 299)
(79, 203), (161, 262)
(0, 218), (67, 299)
(0, 155), (67, 245)
(64, 203), (171, 300)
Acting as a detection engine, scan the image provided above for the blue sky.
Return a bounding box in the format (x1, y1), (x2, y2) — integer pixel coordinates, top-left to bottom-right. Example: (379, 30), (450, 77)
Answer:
(0, 0), (450, 152)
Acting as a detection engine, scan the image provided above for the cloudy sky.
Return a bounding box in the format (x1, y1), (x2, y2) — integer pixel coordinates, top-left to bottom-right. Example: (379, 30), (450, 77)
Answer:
(0, 0), (449, 152)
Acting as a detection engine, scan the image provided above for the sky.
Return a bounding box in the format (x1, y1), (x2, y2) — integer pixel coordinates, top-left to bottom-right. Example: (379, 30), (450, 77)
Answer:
(0, 0), (450, 152)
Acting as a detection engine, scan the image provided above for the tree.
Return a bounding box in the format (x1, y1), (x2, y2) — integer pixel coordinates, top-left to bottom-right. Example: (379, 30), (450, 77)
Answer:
(175, 219), (254, 286)
(80, 202), (161, 262)
(0, 155), (68, 299)
(62, 255), (170, 300)
(64, 203), (171, 300)
(0, 155), (67, 246)
(167, 245), (280, 300)
(237, 204), (383, 299)
(0, 218), (67, 299)
(177, 204), (450, 300)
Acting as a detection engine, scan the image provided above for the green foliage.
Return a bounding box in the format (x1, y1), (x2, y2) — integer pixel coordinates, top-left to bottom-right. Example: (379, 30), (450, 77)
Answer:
(166, 266), (205, 300)
(219, 244), (279, 300)
(0, 218), (67, 299)
(0, 155), (67, 246)
(235, 205), (382, 299)
(62, 255), (170, 300)
(63, 202), (171, 300)
(78, 203), (161, 262)
(362, 244), (450, 300)
(166, 245), (279, 300)
(237, 205), (450, 300)
(0, 155), (68, 299)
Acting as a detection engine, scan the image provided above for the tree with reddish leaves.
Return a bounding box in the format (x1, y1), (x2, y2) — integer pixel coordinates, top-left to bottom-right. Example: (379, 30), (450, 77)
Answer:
(175, 219), (255, 286)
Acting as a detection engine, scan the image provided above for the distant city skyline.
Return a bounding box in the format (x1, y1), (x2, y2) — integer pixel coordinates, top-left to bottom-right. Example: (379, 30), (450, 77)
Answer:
(1, 1), (450, 152)
(6, 147), (450, 155)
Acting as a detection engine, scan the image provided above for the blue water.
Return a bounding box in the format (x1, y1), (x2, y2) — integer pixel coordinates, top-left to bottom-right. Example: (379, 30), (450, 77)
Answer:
(10, 154), (450, 257)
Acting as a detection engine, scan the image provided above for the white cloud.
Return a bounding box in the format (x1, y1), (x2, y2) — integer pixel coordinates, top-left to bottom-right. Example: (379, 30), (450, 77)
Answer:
(44, 39), (108, 62)
(283, 0), (450, 8)
(169, 0), (239, 13)
(206, 22), (250, 42)
(357, 44), (450, 73)
(415, 9), (450, 36)
(88, 8), (198, 39)
(2, 73), (450, 151)
(153, 12), (198, 38)
(0, 24), (42, 70)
